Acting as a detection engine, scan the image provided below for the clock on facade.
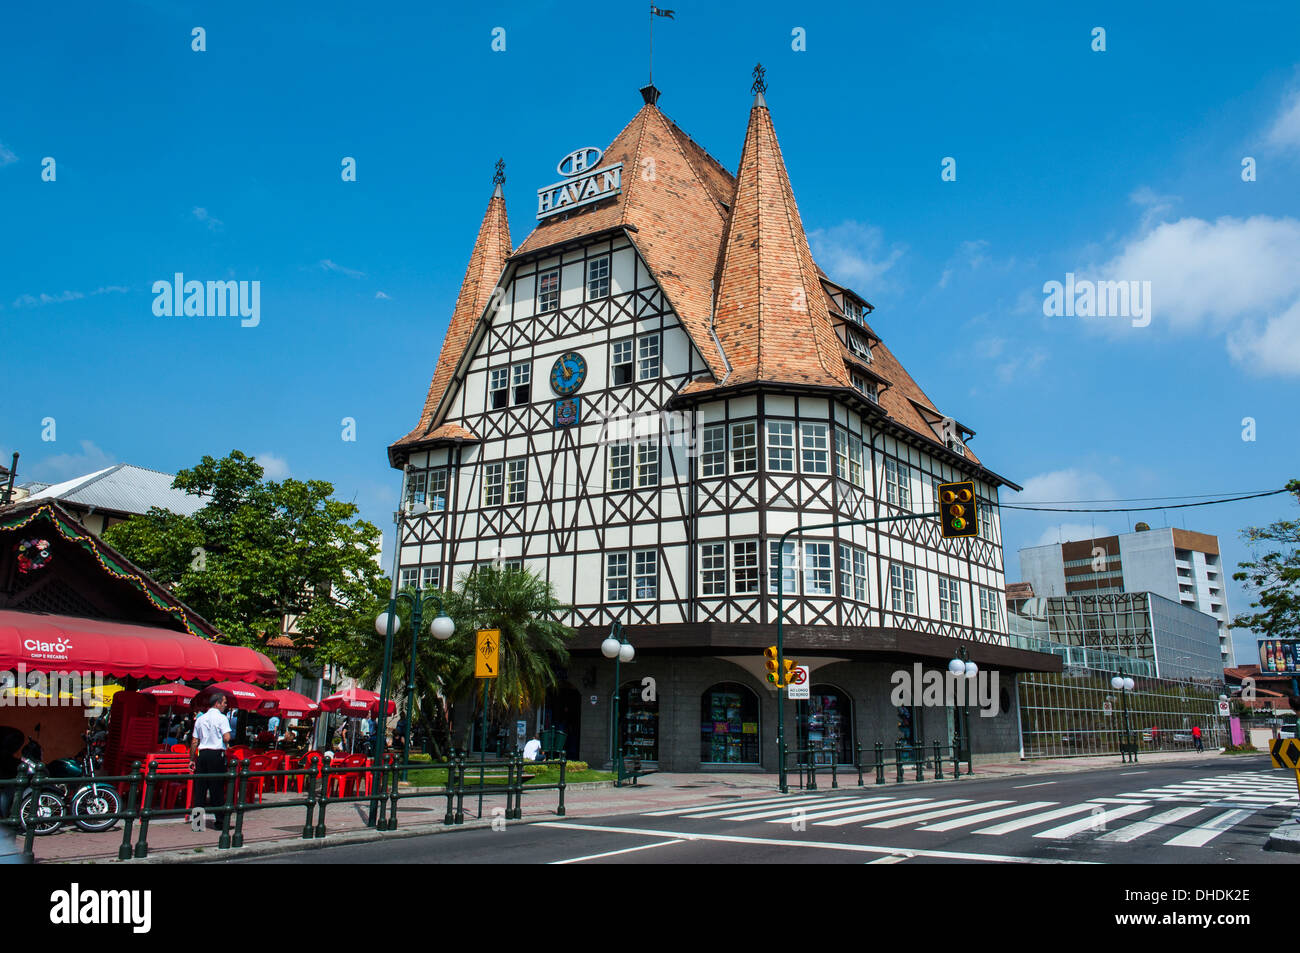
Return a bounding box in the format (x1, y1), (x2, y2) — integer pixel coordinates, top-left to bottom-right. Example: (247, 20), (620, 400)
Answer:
(550, 351), (588, 396)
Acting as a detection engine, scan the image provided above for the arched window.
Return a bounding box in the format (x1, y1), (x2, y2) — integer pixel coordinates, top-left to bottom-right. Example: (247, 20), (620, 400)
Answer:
(617, 679), (659, 761)
(701, 682), (760, 764)
(796, 684), (855, 765)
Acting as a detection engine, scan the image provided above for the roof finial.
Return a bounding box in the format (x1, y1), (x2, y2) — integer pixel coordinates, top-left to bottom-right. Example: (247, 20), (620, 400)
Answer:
(493, 158), (506, 186)
(751, 63), (767, 95)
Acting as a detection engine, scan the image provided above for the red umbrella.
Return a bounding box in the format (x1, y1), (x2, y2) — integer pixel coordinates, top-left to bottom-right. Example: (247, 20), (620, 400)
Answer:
(268, 689), (321, 720)
(319, 688), (395, 717)
(141, 682), (198, 703)
(192, 680), (279, 713)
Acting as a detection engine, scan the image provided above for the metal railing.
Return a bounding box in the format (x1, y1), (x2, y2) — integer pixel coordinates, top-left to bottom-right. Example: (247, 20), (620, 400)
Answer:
(1, 750), (570, 863)
(786, 738), (974, 791)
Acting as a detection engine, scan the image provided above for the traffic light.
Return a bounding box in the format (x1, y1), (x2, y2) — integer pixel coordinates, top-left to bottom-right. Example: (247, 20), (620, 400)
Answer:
(938, 480), (978, 539)
(764, 646), (799, 687)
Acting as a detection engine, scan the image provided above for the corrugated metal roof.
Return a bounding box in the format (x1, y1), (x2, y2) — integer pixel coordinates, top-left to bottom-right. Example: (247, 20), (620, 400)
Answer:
(27, 464), (205, 517)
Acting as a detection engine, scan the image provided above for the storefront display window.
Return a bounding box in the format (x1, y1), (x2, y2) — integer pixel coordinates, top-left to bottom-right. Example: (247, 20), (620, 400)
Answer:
(796, 685), (853, 764)
(700, 683), (760, 764)
(618, 680), (659, 761)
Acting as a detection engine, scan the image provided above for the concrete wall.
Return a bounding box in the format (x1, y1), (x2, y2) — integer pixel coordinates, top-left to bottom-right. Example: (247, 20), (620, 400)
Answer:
(1019, 544), (1066, 597)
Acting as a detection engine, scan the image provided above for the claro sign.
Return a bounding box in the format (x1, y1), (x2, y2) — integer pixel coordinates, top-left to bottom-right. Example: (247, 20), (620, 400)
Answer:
(537, 146), (623, 220)
(24, 637), (72, 661)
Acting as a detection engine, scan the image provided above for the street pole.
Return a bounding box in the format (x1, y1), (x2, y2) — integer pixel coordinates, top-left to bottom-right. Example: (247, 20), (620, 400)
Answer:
(478, 678), (489, 819)
(370, 496), (407, 824)
(776, 511), (940, 793)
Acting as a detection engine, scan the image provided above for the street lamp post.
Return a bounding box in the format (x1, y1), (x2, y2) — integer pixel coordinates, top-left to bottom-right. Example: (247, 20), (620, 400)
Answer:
(1111, 673), (1136, 763)
(602, 621), (634, 784)
(948, 647), (977, 774)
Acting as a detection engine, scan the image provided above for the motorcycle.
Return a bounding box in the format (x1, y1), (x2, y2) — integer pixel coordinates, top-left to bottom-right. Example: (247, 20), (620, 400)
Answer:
(11, 734), (121, 835)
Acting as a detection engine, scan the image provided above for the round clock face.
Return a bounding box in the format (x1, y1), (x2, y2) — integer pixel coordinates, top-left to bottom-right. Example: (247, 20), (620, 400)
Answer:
(550, 351), (588, 396)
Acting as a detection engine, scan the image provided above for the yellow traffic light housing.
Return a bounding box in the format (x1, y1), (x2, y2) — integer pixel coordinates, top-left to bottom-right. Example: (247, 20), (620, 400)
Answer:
(938, 480), (978, 539)
(764, 645), (780, 684)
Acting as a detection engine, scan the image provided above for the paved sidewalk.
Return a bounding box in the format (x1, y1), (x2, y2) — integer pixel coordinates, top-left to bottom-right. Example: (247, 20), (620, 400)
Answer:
(27, 748), (1247, 863)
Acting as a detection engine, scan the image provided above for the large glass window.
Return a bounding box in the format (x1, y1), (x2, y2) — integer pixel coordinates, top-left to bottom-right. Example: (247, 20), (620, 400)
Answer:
(885, 457), (910, 508)
(507, 458), (526, 504)
(796, 685), (854, 765)
(804, 542), (833, 595)
(800, 422), (829, 474)
(890, 563), (916, 614)
(586, 254), (610, 299)
(483, 462), (504, 507)
(938, 575), (962, 623)
(700, 425), (726, 477)
(612, 338), (633, 386)
(607, 553), (629, 601)
(609, 445), (631, 490)
(637, 440), (659, 488)
(700, 542), (726, 596)
(700, 683), (760, 764)
(537, 269), (559, 312)
(638, 333), (661, 380)
(512, 362), (531, 405)
(634, 550), (658, 599)
(405, 470), (428, 510)
(489, 368), (509, 410)
(733, 540), (759, 594)
(618, 680), (658, 760)
(769, 540), (797, 594)
(428, 467), (448, 511)
(731, 421), (757, 473)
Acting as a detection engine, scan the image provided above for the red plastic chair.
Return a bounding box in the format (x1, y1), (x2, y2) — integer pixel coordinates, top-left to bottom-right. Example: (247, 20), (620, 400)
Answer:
(291, 752), (322, 794)
(243, 755), (272, 804)
(169, 744), (189, 754)
(264, 750), (287, 792)
(141, 753), (194, 811)
(227, 745), (253, 760)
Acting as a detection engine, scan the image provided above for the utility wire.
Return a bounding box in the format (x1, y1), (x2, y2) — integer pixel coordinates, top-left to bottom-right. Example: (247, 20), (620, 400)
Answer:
(1002, 488), (1290, 514)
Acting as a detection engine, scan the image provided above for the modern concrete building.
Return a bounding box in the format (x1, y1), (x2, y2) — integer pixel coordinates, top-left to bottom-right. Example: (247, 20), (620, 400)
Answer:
(1019, 526), (1233, 666)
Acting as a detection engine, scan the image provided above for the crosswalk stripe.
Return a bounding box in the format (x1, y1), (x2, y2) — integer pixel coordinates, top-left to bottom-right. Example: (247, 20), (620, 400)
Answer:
(774, 797), (935, 824)
(1164, 809), (1254, 848)
(675, 796), (838, 819)
(1096, 807), (1203, 843)
(726, 797), (891, 821)
(1095, 797), (1150, 804)
(643, 794), (819, 817)
(918, 801), (1059, 832)
(866, 800), (1014, 829)
(813, 799), (970, 828)
(1034, 804), (1147, 840)
(974, 803), (1100, 835)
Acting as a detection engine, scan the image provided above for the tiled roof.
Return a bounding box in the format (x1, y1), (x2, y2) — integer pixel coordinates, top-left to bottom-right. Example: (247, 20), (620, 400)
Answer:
(389, 84), (1010, 486)
(1005, 582), (1036, 601)
(27, 464), (205, 517)
(390, 183), (512, 452)
(712, 92), (850, 389)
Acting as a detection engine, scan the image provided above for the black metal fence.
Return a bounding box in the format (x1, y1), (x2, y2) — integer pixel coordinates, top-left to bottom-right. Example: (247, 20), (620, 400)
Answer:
(1, 750), (570, 863)
(787, 739), (974, 791)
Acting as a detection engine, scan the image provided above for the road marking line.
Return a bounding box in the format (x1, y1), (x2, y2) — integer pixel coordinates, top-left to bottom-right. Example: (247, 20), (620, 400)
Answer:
(919, 801), (1059, 832)
(1097, 807), (1203, 843)
(679, 796), (851, 819)
(1120, 771), (1148, 776)
(975, 803), (1100, 835)
(1033, 804), (1147, 840)
(812, 799), (969, 827)
(866, 800), (1013, 829)
(550, 838), (686, 864)
(1164, 809), (1254, 848)
(726, 797), (890, 821)
(867, 854), (909, 864)
(1094, 797), (1151, 804)
(536, 822), (1096, 864)
(1013, 781), (1057, 788)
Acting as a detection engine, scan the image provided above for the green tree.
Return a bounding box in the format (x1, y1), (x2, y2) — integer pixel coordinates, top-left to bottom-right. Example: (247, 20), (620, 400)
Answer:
(1232, 479), (1300, 642)
(103, 451), (386, 681)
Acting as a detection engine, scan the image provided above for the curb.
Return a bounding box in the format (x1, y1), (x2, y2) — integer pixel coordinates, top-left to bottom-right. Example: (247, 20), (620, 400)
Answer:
(66, 813), (560, 865)
(1266, 820), (1300, 854)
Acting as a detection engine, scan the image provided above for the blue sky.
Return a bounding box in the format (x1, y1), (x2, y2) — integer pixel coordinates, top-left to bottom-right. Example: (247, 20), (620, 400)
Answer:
(2, 1), (1298, 664)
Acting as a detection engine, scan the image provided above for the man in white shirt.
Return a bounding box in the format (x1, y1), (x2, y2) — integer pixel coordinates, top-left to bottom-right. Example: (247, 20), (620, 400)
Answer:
(191, 693), (232, 829)
(523, 732), (542, 762)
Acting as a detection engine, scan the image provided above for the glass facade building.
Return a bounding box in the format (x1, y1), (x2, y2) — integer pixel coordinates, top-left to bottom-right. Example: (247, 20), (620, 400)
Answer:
(1009, 592), (1226, 758)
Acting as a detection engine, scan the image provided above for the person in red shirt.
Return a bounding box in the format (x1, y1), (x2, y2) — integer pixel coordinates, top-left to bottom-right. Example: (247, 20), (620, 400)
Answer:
(1192, 724), (1203, 752)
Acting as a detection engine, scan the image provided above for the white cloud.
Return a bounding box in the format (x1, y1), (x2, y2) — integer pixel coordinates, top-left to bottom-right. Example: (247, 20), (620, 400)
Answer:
(11, 286), (129, 309)
(0, 143), (16, 167)
(31, 441), (117, 483)
(374, 291), (391, 300)
(1265, 87), (1300, 154)
(192, 206), (223, 231)
(319, 259), (366, 279)
(1096, 214), (1300, 374)
(808, 221), (905, 292)
(1015, 468), (1115, 504)
(254, 452), (290, 481)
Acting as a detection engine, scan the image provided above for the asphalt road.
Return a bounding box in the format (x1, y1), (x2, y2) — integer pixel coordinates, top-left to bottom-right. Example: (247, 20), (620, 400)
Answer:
(222, 756), (1298, 865)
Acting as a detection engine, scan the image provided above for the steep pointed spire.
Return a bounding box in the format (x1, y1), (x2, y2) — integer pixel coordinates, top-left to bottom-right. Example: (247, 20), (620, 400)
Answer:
(711, 70), (850, 388)
(390, 168), (512, 455)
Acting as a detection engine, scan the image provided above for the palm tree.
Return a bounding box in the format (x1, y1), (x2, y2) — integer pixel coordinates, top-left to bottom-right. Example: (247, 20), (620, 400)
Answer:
(443, 565), (574, 752)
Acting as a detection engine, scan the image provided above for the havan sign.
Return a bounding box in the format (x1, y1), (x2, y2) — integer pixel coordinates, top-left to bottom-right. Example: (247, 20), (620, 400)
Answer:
(537, 147), (623, 220)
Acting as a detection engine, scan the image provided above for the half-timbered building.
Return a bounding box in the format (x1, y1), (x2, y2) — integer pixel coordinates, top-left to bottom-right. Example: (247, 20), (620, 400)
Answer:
(387, 75), (1059, 771)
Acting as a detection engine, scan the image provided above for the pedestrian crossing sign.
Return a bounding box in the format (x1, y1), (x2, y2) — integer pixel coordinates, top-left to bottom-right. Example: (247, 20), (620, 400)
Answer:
(476, 629), (500, 678)
(1270, 738), (1300, 770)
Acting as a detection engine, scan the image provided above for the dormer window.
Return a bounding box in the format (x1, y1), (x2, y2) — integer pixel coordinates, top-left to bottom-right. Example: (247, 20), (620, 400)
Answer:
(852, 374), (878, 403)
(842, 297), (867, 327)
(847, 328), (872, 362)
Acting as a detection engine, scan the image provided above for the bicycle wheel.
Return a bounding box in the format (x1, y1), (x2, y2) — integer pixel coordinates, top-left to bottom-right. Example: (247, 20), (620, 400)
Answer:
(18, 792), (65, 835)
(71, 785), (120, 832)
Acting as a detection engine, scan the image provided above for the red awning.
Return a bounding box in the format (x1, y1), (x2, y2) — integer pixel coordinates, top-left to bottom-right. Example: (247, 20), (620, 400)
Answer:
(0, 611), (277, 684)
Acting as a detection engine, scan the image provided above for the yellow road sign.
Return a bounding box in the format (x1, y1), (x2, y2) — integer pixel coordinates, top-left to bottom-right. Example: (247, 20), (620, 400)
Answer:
(476, 629), (500, 678)
(1270, 738), (1300, 769)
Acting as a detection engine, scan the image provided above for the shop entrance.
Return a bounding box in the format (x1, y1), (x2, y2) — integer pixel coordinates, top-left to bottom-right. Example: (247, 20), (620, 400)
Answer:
(617, 679), (659, 761)
(541, 683), (582, 760)
(795, 684), (854, 764)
